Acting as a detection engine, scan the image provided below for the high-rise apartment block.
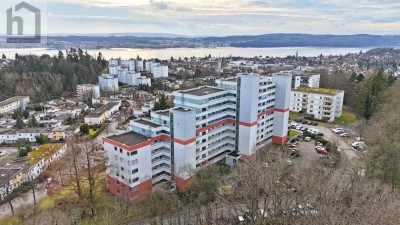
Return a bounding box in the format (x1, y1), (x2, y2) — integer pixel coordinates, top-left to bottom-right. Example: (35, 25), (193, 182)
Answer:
(102, 73), (291, 204)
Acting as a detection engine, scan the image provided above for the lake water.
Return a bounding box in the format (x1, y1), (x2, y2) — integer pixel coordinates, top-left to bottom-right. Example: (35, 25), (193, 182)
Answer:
(0, 47), (372, 60)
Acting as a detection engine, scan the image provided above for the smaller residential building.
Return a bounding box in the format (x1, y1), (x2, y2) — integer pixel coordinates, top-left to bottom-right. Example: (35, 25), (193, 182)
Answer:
(84, 102), (121, 125)
(0, 168), (23, 200)
(76, 84), (100, 100)
(290, 87), (344, 122)
(0, 96), (30, 115)
(99, 74), (119, 92)
(28, 144), (67, 170)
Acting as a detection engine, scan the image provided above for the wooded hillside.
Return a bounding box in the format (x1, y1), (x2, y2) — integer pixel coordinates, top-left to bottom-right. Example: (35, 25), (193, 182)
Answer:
(0, 49), (107, 102)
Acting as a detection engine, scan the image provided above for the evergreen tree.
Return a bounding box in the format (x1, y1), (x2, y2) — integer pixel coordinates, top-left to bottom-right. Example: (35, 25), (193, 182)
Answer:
(58, 50), (64, 59)
(2, 54), (6, 59)
(349, 72), (357, 82)
(358, 71), (388, 120)
(28, 115), (38, 127)
(15, 116), (25, 129)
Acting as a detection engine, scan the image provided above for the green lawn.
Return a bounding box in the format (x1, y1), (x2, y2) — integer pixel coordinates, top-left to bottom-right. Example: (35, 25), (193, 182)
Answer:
(289, 129), (301, 138)
(289, 111), (302, 120)
(333, 107), (357, 125)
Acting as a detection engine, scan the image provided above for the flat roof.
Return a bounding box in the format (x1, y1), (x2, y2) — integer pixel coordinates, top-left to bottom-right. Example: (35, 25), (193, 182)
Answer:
(294, 87), (342, 96)
(19, 127), (49, 133)
(0, 96), (29, 108)
(154, 110), (170, 117)
(135, 119), (161, 128)
(0, 168), (22, 185)
(173, 107), (193, 112)
(179, 86), (224, 96)
(87, 102), (119, 117)
(224, 77), (237, 82)
(107, 132), (149, 147)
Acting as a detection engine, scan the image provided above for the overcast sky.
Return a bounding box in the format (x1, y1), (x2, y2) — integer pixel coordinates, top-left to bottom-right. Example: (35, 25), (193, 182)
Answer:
(41, 0), (400, 36)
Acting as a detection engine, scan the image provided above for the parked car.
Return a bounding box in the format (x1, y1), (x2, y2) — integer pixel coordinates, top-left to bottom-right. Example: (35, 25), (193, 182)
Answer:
(315, 141), (323, 146)
(301, 127), (308, 132)
(316, 149), (328, 155)
(312, 122), (318, 126)
(332, 128), (345, 133)
(308, 121), (314, 125)
(304, 137), (311, 142)
(295, 118), (303, 123)
(295, 125), (303, 130)
(339, 133), (350, 137)
(315, 146), (325, 151)
(302, 120), (308, 124)
(0, 151), (7, 156)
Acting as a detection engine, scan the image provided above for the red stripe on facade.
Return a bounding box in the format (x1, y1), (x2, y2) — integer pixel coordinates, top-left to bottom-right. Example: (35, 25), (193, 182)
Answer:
(239, 121), (257, 127)
(274, 108), (290, 113)
(107, 175), (152, 205)
(174, 137), (196, 145)
(103, 134), (171, 152)
(258, 108), (275, 118)
(272, 135), (288, 145)
(175, 175), (195, 191)
(196, 118), (236, 134)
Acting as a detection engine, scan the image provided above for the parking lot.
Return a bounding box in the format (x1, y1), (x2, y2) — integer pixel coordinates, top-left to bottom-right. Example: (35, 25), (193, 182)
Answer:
(0, 147), (19, 165)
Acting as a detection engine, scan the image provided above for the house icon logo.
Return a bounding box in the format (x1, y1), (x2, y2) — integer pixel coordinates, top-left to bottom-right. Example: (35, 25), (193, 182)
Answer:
(7, 1), (41, 43)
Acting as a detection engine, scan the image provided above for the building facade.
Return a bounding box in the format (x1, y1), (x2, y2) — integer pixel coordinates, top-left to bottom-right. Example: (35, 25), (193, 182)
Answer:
(99, 74), (119, 91)
(290, 87), (344, 122)
(76, 84), (100, 100)
(0, 96), (30, 115)
(102, 73), (291, 204)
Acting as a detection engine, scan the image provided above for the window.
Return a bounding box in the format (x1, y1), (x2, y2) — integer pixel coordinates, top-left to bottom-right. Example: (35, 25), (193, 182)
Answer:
(132, 177), (139, 183)
(120, 149), (122, 153)
(131, 151), (137, 156)
(132, 169), (138, 174)
(121, 166), (124, 171)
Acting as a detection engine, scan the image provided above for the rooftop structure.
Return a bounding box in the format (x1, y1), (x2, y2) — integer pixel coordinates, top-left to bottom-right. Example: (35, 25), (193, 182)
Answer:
(178, 86), (224, 96)
(295, 86), (341, 96)
(106, 132), (149, 147)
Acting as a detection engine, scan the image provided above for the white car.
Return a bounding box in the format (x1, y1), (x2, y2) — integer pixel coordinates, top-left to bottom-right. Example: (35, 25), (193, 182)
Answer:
(0, 151), (7, 156)
(295, 125), (303, 130)
(340, 133), (350, 137)
(332, 128), (344, 133)
(308, 128), (320, 135)
(304, 137), (311, 142)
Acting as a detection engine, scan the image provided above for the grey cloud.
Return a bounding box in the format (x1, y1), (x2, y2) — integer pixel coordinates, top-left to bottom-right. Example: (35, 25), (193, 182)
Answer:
(149, 0), (170, 10)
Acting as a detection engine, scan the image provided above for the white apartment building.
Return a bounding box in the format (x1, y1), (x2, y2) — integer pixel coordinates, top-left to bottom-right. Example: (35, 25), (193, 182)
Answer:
(76, 84), (100, 100)
(99, 74), (119, 92)
(109, 65), (119, 75)
(291, 73), (320, 89)
(136, 60), (144, 72)
(0, 96), (30, 115)
(152, 65), (169, 78)
(117, 70), (151, 87)
(102, 73), (291, 205)
(290, 87), (344, 122)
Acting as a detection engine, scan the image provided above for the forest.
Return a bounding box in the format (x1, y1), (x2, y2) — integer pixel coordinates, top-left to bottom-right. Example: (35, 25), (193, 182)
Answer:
(0, 49), (107, 102)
